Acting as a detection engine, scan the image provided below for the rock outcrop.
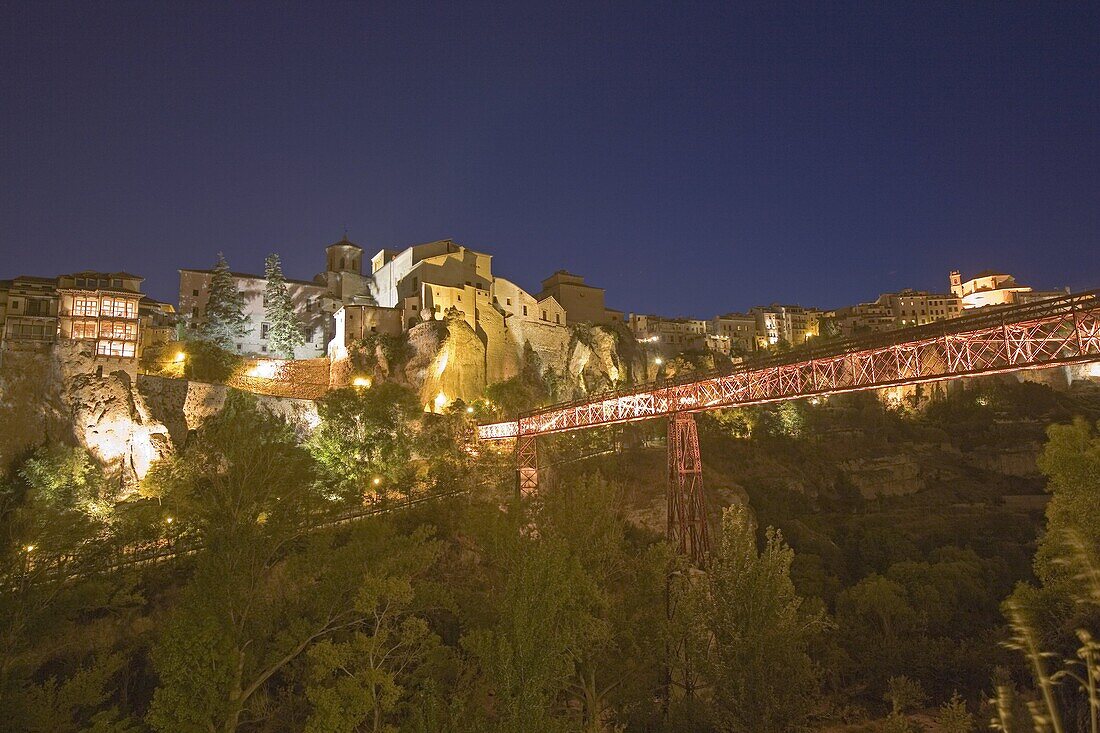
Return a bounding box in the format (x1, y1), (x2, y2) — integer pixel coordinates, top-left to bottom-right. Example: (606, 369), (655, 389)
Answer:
(0, 342), (317, 490)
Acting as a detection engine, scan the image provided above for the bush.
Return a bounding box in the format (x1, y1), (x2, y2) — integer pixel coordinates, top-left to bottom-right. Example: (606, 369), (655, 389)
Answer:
(180, 339), (241, 383)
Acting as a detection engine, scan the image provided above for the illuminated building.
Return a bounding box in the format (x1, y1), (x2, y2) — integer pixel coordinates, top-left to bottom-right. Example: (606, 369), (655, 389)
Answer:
(749, 304), (821, 347)
(57, 271), (145, 358)
(950, 269), (1066, 309)
(1, 271), (153, 360)
(536, 270), (623, 325)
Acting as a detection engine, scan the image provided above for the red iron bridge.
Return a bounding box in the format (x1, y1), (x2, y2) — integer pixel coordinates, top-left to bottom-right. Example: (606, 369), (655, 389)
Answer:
(478, 291), (1100, 563)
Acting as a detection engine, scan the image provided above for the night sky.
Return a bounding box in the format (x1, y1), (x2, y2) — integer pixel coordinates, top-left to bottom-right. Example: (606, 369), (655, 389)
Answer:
(2, 2), (1098, 316)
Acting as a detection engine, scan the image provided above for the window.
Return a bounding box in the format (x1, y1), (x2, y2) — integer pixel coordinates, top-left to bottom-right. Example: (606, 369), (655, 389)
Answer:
(555, 313), (560, 324)
(72, 320), (97, 339)
(412, 277), (418, 287)
(506, 298), (512, 306)
(542, 310), (547, 321)
(102, 321), (136, 340)
(96, 340), (135, 357)
(73, 297), (98, 317)
(261, 322), (271, 339)
(9, 300), (18, 310)
(236, 344), (242, 352)
(26, 298), (51, 316)
(102, 297), (135, 318)
(523, 305), (528, 316)
(192, 289), (199, 296)
(111, 278), (122, 288)
(13, 323), (47, 338)
(75, 278), (86, 288)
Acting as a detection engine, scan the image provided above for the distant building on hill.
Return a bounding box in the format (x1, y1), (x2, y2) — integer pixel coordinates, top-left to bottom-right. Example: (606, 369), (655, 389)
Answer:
(749, 304), (822, 347)
(628, 314), (709, 356)
(831, 289), (962, 337)
(950, 269), (1066, 309)
(537, 270), (624, 325)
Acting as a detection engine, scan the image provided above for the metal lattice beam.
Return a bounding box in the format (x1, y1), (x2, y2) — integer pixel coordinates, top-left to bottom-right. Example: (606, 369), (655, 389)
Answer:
(667, 413), (710, 565)
(515, 434), (538, 496)
(480, 291), (1100, 441)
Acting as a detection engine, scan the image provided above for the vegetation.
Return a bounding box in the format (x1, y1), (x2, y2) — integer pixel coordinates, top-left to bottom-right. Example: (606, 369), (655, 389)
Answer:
(262, 253), (305, 359)
(197, 253), (251, 349)
(1, 376), (1099, 730)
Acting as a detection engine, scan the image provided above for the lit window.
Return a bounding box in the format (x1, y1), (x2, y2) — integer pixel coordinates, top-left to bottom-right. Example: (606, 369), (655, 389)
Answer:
(72, 320), (97, 339)
(73, 297), (98, 317)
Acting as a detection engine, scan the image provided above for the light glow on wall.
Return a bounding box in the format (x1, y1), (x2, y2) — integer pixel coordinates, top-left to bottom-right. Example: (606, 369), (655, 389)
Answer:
(435, 349), (449, 378)
(174, 351), (186, 362)
(352, 376), (372, 388)
(434, 391), (449, 411)
(247, 361), (282, 379)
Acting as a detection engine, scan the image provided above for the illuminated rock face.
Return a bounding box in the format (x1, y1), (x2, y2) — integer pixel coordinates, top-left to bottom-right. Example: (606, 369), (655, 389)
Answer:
(0, 342), (319, 490)
(406, 318), (486, 411)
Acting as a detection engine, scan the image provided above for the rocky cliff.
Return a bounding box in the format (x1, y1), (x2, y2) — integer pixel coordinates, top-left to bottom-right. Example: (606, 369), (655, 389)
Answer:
(0, 343), (317, 490)
(333, 315), (653, 408)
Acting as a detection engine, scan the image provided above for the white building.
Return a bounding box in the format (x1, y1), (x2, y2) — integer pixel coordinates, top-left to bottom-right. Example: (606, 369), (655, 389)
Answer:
(950, 270), (1065, 310)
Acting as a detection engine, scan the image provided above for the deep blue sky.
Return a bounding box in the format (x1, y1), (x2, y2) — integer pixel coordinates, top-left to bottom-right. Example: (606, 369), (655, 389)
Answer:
(2, 2), (1098, 315)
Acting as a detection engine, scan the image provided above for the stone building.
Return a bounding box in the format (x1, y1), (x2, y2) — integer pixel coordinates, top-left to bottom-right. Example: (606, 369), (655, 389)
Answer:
(950, 270), (1065, 309)
(628, 314), (709, 356)
(178, 239), (353, 359)
(536, 270), (623, 325)
(829, 301), (896, 337)
(57, 271), (145, 358)
(879, 289), (961, 327)
(0, 275), (59, 350)
(830, 289), (961, 337)
(1, 271), (151, 360)
(706, 313), (757, 355)
(139, 298), (179, 354)
(749, 304), (821, 347)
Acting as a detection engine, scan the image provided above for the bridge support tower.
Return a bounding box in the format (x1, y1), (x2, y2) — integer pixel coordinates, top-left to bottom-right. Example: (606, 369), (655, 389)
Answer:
(515, 434), (539, 496)
(667, 412), (710, 564)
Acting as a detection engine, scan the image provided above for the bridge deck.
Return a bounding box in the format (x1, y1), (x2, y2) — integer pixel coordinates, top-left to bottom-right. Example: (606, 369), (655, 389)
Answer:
(478, 291), (1100, 440)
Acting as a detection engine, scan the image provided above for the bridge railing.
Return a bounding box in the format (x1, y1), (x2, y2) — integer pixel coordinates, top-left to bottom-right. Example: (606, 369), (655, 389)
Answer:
(479, 289), (1099, 439)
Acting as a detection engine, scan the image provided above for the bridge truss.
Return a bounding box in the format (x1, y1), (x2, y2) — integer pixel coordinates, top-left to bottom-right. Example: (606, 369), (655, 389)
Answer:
(482, 291), (1100, 560)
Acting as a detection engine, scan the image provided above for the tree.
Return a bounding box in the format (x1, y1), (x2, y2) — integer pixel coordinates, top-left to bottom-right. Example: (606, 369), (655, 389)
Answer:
(0, 447), (141, 732)
(303, 532), (444, 733)
(263, 253), (304, 359)
(884, 675), (927, 714)
(999, 418), (1100, 731)
(306, 384), (420, 501)
(197, 253), (250, 349)
(692, 504), (825, 732)
(935, 692), (975, 733)
(461, 502), (603, 733)
(145, 392), (426, 733)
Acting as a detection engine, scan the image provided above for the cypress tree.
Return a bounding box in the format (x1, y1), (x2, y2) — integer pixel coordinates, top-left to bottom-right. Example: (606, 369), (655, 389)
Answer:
(263, 253), (304, 359)
(198, 253), (250, 350)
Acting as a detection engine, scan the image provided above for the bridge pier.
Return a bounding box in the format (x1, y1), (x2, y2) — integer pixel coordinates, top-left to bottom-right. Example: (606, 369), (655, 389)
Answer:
(515, 434), (539, 496)
(667, 413), (710, 565)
